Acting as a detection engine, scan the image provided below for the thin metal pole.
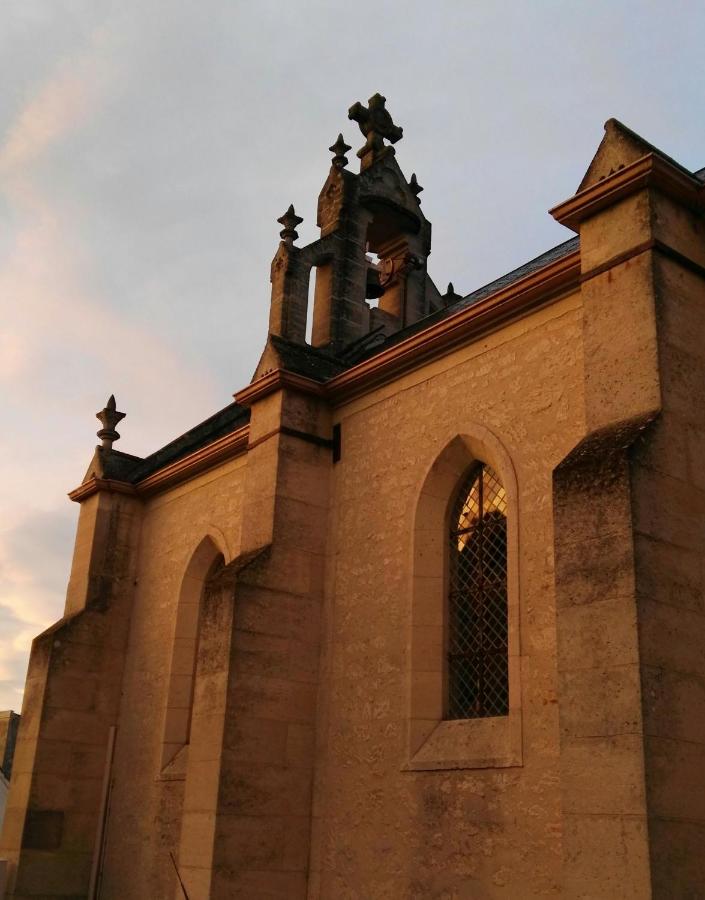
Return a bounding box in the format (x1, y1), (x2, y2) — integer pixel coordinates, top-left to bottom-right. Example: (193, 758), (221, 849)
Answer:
(88, 725), (116, 899)
(170, 850), (191, 900)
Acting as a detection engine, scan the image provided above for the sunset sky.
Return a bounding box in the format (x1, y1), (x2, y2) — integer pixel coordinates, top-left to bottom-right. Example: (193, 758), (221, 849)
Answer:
(1, 0), (705, 709)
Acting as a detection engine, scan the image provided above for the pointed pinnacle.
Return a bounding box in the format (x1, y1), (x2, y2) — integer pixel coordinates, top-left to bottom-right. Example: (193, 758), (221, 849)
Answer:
(409, 173), (423, 204)
(329, 133), (352, 169)
(277, 204), (303, 245)
(96, 395), (126, 450)
(444, 282), (461, 306)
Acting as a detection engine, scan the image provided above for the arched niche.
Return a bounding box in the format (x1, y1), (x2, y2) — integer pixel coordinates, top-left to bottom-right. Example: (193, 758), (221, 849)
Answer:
(160, 533), (228, 770)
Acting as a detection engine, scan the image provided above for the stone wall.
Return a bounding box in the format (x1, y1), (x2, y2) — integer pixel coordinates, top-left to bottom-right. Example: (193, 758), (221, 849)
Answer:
(98, 457), (246, 899)
(631, 194), (705, 896)
(90, 289), (586, 899)
(551, 177), (705, 898)
(310, 292), (584, 898)
(3, 133), (704, 899)
(0, 489), (142, 899)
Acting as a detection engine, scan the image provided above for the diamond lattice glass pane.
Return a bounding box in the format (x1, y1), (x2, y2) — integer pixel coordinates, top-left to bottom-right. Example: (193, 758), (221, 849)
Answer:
(452, 471), (481, 536)
(482, 467), (507, 516)
(447, 463), (509, 720)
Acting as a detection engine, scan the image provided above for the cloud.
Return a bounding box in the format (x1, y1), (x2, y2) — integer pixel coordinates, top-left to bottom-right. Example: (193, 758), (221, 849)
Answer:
(0, 332), (29, 380)
(0, 18), (222, 710)
(2, 0), (705, 719)
(0, 55), (99, 176)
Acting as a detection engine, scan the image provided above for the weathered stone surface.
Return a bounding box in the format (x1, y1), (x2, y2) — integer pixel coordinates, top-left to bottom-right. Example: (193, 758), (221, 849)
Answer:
(4, 112), (705, 899)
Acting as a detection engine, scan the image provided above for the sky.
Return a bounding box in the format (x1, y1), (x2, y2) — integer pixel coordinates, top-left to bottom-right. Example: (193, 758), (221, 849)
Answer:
(1, 0), (704, 710)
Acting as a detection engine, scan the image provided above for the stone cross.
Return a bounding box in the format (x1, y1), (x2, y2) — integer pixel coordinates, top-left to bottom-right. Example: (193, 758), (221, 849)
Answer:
(348, 93), (403, 165)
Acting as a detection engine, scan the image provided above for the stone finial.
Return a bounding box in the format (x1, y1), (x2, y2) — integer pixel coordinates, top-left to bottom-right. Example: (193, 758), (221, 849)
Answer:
(348, 93), (403, 165)
(444, 282), (462, 305)
(329, 133), (352, 169)
(96, 394), (125, 450)
(409, 173), (423, 205)
(277, 204), (303, 245)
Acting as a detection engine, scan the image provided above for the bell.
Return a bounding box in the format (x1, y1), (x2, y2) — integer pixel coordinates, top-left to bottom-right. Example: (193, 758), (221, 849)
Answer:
(365, 265), (385, 299)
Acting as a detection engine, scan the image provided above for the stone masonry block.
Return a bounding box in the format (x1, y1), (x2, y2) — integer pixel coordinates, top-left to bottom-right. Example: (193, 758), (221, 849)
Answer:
(14, 848), (92, 895)
(560, 734), (647, 816)
(558, 663), (643, 739)
(178, 810), (217, 869)
(213, 813), (286, 869)
(632, 466), (705, 551)
(633, 532), (704, 614)
(276, 458), (330, 510)
(561, 813), (650, 900)
(649, 818), (705, 900)
(554, 532), (635, 609)
(217, 759), (313, 817)
(580, 191), (651, 273)
(645, 735), (705, 822)
(222, 716), (288, 763)
(637, 596), (705, 676)
(210, 867), (307, 900)
(234, 584), (321, 642)
(226, 674), (318, 725)
(285, 723), (315, 768)
(182, 759), (222, 814)
(274, 497), (329, 555)
(642, 664), (705, 745)
(557, 597), (640, 671)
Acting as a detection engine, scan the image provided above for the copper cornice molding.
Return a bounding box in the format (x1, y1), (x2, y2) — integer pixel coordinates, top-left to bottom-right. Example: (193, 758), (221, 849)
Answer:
(234, 369), (326, 407)
(69, 425), (250, 503)
(136, 425), (250, 497)
(69, 477), (138, 503)
(551, 153), (704, 232)
(325, 246), (581, 404)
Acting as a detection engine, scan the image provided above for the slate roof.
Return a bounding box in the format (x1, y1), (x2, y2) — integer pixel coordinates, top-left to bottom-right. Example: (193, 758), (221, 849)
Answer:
(348, 236), (580, 361)
(107, 401), (250, 483)
(111, 140), (703, 483)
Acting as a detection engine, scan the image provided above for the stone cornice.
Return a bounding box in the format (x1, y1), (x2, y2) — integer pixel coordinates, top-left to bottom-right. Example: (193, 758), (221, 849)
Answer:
(69, 425), (250, 504)
(234, 369), (326, 407)
(69, 478), (139, 503)
(551, 153), (704, 232)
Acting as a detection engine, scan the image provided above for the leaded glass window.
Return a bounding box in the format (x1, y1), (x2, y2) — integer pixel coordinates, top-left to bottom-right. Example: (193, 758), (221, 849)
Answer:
(447, 463), (509, 719)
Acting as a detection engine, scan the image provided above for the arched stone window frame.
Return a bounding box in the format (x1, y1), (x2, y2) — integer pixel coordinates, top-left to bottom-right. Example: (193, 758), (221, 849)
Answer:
(159, 529), (230, 773)
(408, 427), (522, 771)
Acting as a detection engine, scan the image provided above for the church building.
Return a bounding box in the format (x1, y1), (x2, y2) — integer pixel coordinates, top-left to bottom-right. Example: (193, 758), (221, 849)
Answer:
(2, 95), (705, 898)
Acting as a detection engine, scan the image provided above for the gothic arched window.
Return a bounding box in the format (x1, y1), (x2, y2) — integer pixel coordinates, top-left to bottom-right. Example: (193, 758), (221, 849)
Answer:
(447, 463), (509, 720)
